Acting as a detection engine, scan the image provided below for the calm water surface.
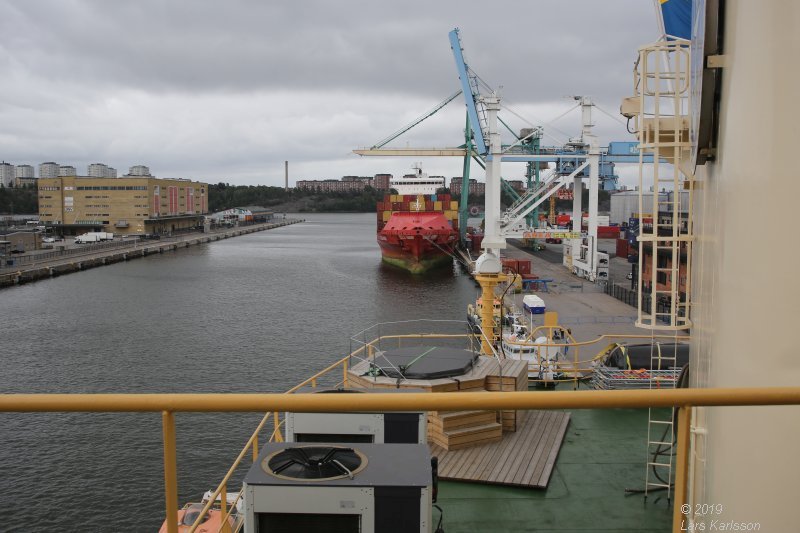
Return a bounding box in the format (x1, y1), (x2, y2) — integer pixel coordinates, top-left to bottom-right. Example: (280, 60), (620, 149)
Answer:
(0, 213), (477, 531)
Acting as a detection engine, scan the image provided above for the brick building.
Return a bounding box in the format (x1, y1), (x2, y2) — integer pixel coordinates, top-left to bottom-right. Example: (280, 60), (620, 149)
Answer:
(38, 176), (208, 236)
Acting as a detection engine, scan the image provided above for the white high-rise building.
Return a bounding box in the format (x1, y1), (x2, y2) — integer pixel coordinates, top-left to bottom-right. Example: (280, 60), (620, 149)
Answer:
(39, 162), (60, 178)
(0, 162), (15, 187)
(128, 165), (151, 176)
(15, 165), (34, 178)
(58, 165), (77, 177)
(15, 165), (36, 186)
(87, 163), (109, 177)
(106, 167), (117, 178)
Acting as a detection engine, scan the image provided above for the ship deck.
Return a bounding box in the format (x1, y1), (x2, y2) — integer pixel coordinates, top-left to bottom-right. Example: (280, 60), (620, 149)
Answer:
(437, 401), (673, 532)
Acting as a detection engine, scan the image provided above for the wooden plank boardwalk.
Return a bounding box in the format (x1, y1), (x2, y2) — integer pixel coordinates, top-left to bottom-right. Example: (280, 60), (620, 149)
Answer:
(430, 410), (570, 489)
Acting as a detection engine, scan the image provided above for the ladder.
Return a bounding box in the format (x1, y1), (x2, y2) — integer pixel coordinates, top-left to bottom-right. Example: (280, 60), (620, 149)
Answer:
(643, 340), (681, 500)
(628, 39), (694, 501)
(633, 40), (694, 332)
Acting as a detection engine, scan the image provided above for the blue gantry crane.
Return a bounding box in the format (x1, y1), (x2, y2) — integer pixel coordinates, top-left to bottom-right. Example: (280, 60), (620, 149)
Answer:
(354, 28), (652, 279)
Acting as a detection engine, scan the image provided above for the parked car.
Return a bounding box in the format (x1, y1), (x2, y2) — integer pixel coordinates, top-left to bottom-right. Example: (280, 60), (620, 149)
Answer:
(42, 237), (56, 243)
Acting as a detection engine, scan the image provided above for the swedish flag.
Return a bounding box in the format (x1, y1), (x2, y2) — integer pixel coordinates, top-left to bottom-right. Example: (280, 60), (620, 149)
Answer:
(659, 0), (692, 40)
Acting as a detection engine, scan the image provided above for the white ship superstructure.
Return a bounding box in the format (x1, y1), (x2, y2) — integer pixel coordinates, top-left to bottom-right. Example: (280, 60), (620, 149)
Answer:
(389, 164), (445, 195)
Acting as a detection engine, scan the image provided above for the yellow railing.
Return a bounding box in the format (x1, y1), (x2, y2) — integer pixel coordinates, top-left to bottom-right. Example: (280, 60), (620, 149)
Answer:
(0, 330), (781, 533)
(2, 387), (800, 533)
(183, 351), (355, 533)
(500, 330), (690, 386)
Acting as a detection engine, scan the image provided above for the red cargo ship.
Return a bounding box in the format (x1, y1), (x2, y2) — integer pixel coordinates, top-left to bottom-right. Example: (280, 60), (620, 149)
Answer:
(377, 209), (459, 273)
(376, 169), (459, 273)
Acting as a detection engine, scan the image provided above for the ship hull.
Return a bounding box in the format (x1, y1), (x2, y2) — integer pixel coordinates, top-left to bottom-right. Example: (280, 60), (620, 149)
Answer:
(378, 237), (453, 274)
(377, 211), (458, 274)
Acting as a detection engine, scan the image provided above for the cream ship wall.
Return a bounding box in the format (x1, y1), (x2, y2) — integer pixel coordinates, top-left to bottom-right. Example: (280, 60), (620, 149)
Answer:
(689, 2), (800, 530)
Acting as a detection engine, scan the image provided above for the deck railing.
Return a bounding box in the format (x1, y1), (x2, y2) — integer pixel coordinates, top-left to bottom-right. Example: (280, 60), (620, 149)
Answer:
(2, 331), (795, 533)
(0, 386), (800, 533)
(2, 388), (799, 533)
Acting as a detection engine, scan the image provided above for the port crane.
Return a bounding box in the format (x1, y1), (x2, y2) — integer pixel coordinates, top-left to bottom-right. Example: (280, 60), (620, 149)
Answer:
(355, 28), (651, 282)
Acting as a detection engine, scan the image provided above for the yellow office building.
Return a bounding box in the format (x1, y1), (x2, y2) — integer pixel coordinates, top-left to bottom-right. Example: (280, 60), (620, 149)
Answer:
(38, 176), (209, 236)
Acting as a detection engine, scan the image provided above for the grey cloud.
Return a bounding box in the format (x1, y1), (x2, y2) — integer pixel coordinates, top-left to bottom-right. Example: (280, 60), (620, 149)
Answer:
(0, 0), (660, 186)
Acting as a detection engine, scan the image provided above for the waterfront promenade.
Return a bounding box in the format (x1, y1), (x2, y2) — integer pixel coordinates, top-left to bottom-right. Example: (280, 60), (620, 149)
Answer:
(0, 218), (303, 288)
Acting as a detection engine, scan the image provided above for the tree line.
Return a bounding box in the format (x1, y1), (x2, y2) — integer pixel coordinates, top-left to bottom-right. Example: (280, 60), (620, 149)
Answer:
(0, 182), (610, 216)
(208, 183), (386, 213)
(0, 185), (38, 214)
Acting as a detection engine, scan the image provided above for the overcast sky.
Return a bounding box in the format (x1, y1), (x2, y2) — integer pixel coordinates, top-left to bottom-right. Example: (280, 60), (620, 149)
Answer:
(0, 0), (658, 187)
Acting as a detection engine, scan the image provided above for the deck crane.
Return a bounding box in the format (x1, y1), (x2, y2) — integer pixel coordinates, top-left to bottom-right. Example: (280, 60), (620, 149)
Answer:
(448, 27), (655, 352)
(448, 29), (657, 279)
(449, 29), (601, 281)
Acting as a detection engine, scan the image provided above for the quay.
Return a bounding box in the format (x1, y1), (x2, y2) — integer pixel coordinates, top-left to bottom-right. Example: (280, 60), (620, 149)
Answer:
(458, 240), (650, 343)
(0, 218), (303, 289)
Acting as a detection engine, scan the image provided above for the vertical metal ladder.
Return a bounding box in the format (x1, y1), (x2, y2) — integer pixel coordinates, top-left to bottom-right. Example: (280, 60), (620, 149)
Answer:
(629, 39), (694, 501)
(643, 340), (681, 500)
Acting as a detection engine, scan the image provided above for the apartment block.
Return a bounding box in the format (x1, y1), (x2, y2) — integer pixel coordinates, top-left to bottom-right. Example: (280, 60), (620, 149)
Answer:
(0, 162), (14, 187)
(39, 162), (60, 178)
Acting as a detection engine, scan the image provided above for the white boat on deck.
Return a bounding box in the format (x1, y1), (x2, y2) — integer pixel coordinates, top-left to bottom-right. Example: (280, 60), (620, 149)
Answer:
(501, 329), (563, 381)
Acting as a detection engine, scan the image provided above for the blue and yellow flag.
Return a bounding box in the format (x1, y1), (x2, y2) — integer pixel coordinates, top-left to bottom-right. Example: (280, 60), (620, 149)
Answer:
(659, 0), (692, 40)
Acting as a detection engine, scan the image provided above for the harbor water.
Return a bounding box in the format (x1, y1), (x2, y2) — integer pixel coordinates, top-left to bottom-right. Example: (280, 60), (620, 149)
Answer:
(0, 213), (478, 531)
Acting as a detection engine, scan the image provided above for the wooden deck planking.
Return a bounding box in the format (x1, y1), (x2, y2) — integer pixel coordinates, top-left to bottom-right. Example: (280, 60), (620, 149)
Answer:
(536, 414), (571, 486)
(514, 411), (560, 485)
(526, 411), (569, 485)
(451, 439), (486, 478)
(348, 356), (527, 393)
(506, 411), (556, 486)
(483, 411), (547, 481)
(505, 411), (554, 485)
(430, 410), (570, 489)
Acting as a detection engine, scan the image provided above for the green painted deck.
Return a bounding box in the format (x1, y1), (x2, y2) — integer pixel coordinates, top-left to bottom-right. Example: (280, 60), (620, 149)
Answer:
(435, 407), (673, 532)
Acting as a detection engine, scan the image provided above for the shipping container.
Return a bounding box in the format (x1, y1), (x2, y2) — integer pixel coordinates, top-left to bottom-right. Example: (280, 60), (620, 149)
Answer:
(472, 234), (484, 253)
(517, 259), (532, 275)
(434, 201), (443, 211)
(450, 201), (458, 210)
(616, 238), (629, 258)
(501, 258), (518, 273)
(383, 211), (392, 222)
(597, 226), (621, 239)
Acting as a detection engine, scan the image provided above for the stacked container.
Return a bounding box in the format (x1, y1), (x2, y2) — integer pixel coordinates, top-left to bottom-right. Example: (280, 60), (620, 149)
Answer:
(376, 193), (459, 234)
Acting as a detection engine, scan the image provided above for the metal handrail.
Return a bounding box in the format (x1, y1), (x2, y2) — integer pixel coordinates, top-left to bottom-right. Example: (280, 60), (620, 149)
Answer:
(178, 352), (353, 532)
(2, 387), (800, 533)
(6, 388), (798, 413)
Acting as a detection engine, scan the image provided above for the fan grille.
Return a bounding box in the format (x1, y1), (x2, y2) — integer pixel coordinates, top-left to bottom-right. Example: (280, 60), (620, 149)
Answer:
(263, 446), (368, 482)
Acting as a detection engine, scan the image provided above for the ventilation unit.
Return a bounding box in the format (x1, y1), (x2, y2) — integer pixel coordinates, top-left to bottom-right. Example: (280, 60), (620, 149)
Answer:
(285, 388), (427, 444)
(243, 443), (434, 533)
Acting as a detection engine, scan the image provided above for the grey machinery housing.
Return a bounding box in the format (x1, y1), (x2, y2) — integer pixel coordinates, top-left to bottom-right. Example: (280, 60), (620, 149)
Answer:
(243, 443), (434, 533)
(285, 387), (428, 445)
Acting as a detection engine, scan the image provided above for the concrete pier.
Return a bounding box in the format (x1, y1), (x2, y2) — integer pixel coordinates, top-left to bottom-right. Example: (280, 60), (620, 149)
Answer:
(0, 219), (304, 288)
